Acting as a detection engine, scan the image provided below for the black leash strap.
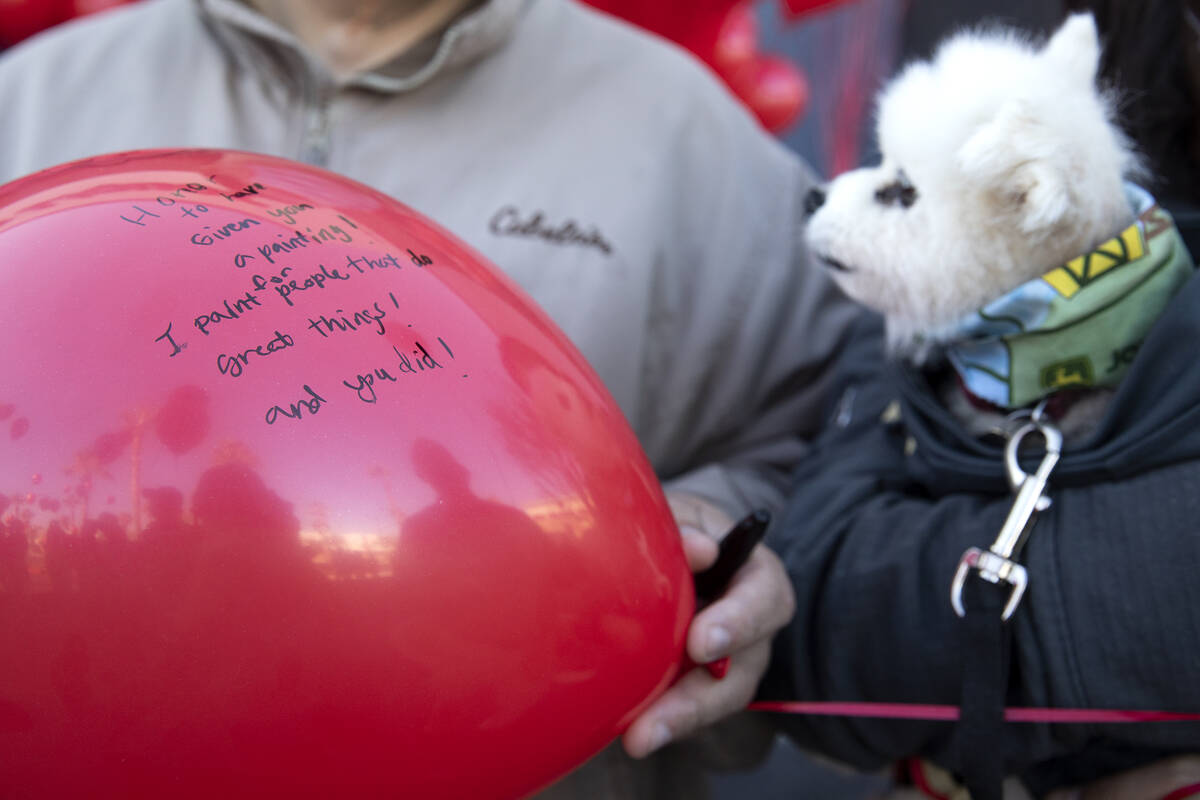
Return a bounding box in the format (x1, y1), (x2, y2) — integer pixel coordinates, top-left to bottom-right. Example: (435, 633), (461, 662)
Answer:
(948, 412), (1061, 799)
(953, 573), (1014, 800)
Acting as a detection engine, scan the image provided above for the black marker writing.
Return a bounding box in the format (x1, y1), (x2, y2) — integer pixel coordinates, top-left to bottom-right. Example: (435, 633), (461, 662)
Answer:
(251, 263), (352, 307)
(254, 225), (355, 265)
(342, 368), (396, 403)
(344, 253), (404, 274)
(155, 323), (185, 357)
(221, 182), (266, 202)
(393, 341), (443, 373)
(154, 182), (210, 206)
(119, 205), (161, 227)
(267, 203), (314, 225)
(176, 203), (209, 219)
(217, 330), (296, 378)
(307, 302), (388, 338)
(257, 231), (313, 264)
(339, 338), (456, 405)
(191, 218), (261, 246)
(194, 291), (264, 335)
(265, 384), (327, 425)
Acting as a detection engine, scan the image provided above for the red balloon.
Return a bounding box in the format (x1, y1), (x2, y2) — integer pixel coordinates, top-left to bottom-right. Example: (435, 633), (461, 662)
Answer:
(69, 0), (138, 18)
(729, 54), (810, 133)
(711, 3), (759, 80)
(778, 0), (854, 20)
(579, 0), (742, 58)
(0, 149), (692, 797)
(0, 0), (71, 46)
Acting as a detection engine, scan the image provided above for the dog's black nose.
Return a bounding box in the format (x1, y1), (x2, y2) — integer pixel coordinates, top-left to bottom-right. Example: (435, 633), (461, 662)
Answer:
(803, 187), (826, 215)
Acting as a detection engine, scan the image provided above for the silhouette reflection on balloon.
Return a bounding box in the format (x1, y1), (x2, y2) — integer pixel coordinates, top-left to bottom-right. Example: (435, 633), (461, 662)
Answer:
(494, 336), (674, 601)
(0, 514), (29, 595)
(0, 148), (692, 798)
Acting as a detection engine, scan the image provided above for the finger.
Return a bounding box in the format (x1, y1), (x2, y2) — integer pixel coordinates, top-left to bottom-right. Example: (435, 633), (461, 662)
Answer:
(622, 639), (770, 759)
(666, 491), (735, 539)
(680, 526), (719, 573)
(688, 544), (794, 664)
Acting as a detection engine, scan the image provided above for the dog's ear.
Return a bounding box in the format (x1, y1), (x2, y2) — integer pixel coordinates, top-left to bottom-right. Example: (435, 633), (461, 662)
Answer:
(955, 16), (1102, 235)
(956, 101), (1071, 235)
(1042, 13), (1101, 88)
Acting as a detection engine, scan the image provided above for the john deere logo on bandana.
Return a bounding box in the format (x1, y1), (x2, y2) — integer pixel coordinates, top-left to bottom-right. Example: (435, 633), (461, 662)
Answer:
(1042, 223), (1146, 298)
(1040, 357), (1094, 390)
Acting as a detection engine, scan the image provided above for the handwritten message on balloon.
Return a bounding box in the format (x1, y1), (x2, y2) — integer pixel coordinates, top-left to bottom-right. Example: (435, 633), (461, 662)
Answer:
(130, 174), (462, 422)
(0, 150), (691, 798)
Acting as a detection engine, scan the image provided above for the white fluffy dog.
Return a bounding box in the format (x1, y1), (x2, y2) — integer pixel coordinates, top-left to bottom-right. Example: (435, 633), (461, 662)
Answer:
(808, 13), (1134, 354)
(805, 14), (1153, 434)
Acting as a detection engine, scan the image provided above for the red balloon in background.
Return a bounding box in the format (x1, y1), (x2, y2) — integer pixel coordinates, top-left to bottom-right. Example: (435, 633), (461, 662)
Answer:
(778, 0), (855, 19)
(69, 0), (138, 18)
(0, 150), (693, 798)
(0, 0), (71, 46)
(711, 3), (759, 81)
(729, 53), (810, 133)
(581, 0), (742, 45)
(579, 0), (811, 131)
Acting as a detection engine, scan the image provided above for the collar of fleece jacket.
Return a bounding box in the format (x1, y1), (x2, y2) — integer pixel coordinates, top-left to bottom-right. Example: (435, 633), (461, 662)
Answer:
(194, 0), (531, 92)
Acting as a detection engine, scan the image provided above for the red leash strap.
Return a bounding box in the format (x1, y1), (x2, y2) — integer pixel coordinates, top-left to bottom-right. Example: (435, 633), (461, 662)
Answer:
(753, 703), (1200, 800)
(897, 760), (1200, 800)
(1163, 785), (1200, 800)
(905, 759), (952, 800)
(748, 700), (1200, 723)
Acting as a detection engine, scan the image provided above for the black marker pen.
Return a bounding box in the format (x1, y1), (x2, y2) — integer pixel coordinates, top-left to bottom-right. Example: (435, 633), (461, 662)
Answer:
(688, 508), (772, 679)
(693, 508), (772, 607)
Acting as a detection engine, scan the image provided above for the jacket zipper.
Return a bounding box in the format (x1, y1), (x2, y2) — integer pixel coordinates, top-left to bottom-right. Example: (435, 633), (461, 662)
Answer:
(301, 85), (333, 167)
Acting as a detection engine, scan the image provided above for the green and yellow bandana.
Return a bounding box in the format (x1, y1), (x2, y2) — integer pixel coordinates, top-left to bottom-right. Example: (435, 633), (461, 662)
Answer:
(946, 185), (1195, 409)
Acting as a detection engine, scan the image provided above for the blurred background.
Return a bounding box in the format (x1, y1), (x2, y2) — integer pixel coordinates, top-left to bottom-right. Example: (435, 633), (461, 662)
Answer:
(0, 0), (1061, 179)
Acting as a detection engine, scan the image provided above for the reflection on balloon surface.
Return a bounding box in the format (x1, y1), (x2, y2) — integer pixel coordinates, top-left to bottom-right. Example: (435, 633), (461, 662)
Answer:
(0, 149), (693, 798)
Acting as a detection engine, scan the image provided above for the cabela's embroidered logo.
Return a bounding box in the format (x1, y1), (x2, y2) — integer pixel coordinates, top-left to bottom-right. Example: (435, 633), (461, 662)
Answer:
(489, 206), (613, 256)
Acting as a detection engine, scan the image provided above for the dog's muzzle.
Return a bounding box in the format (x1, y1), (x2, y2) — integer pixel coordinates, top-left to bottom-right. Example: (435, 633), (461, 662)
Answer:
(818, 254), (852, 273)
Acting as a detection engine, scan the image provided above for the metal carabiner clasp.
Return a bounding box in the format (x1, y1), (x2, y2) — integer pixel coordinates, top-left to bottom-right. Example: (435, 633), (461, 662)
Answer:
(951, 417), (1062, 621)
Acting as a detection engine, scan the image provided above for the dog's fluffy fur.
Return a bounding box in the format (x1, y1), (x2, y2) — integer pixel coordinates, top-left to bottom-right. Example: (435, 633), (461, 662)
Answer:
(807, 13), (1138, 364)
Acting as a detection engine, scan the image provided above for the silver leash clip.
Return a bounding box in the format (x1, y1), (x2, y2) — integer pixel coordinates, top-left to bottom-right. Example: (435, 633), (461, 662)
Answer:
(951, 413), (1062, 621)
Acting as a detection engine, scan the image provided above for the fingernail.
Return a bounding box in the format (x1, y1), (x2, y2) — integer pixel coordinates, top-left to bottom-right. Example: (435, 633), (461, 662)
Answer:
(705, 626), (731, 660)
(647, 722), (672, 754)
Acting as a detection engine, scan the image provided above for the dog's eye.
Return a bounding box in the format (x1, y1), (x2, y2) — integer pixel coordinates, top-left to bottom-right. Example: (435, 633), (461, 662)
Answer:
(874, 170), (918, 209)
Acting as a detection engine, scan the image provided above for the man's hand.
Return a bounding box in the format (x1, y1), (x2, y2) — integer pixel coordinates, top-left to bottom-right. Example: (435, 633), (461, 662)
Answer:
(621, 494), (796, 759)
